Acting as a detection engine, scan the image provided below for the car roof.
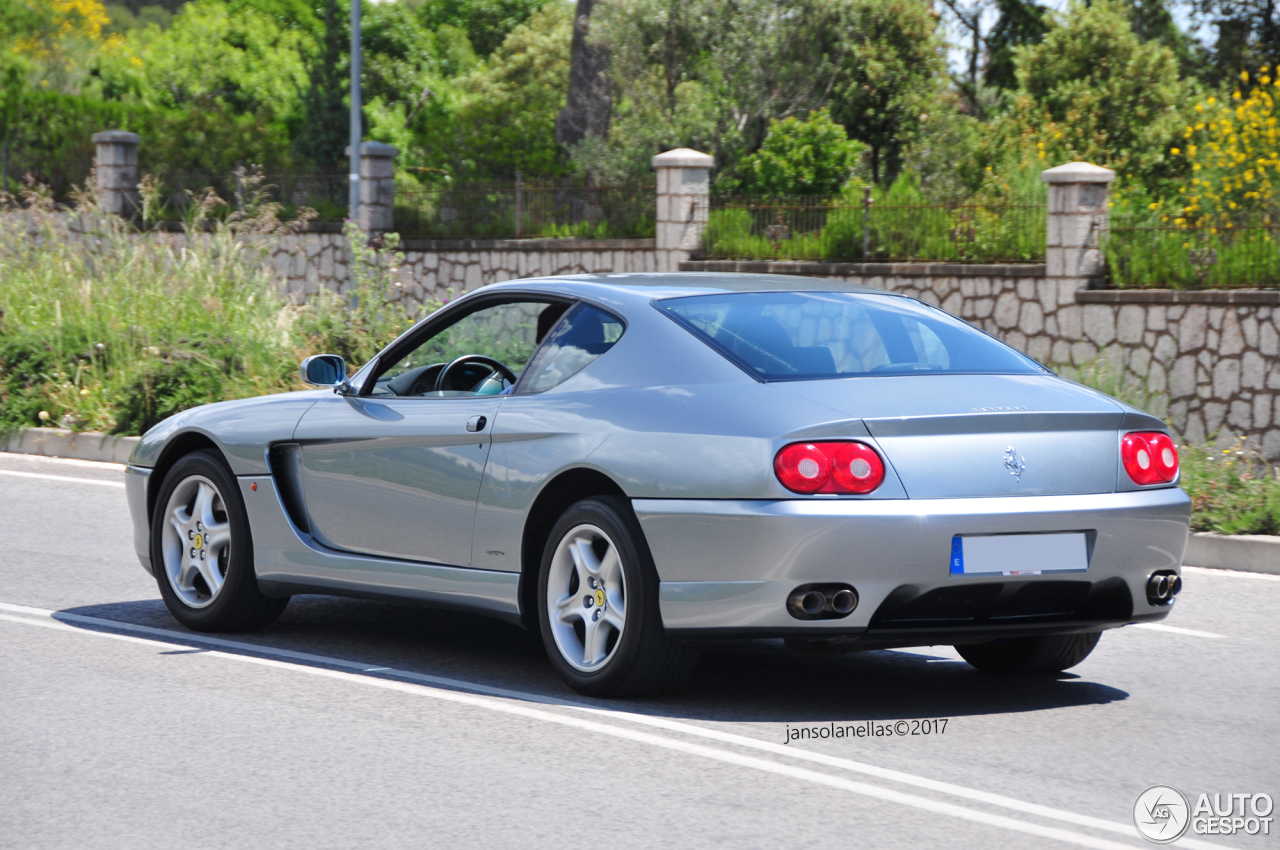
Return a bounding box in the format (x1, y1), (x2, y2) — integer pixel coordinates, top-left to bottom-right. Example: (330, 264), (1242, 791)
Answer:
(474, 273), (905, 310)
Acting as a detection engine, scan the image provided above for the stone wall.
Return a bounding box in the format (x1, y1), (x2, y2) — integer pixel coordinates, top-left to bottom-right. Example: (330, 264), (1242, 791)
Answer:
(265, 228), (657, 304)
(681, 259), (1280, 458)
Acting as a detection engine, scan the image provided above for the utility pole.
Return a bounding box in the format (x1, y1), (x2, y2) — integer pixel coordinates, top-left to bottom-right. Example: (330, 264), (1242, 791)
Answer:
(348, 0), (362, 221)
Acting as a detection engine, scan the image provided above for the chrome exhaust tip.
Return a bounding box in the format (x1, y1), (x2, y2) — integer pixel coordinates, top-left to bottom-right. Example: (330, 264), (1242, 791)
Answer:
(1146, 571), (1181, 605)
(831, 588), (858, 614)
(799, 590), (827, 616)
(786, 584), (859, 620)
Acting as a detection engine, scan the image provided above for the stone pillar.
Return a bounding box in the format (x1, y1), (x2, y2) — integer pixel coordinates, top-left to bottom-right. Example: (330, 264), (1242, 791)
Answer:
(1041, 161), (1115, 291)
(653, 147), (714, 272)
(92, 130), (139, 217)
(346, 141), (397, 231)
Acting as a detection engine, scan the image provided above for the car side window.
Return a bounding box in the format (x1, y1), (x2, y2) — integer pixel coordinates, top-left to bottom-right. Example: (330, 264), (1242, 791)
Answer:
(370, 300), (566, 397)
(517, 304), (624, 393)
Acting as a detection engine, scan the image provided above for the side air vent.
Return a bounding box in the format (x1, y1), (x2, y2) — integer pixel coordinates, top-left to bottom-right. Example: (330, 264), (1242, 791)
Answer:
(268, 443), (311, 534)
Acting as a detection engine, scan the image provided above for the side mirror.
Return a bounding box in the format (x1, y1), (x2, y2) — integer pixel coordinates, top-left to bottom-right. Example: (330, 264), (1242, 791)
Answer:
(300, 354), (348, 388)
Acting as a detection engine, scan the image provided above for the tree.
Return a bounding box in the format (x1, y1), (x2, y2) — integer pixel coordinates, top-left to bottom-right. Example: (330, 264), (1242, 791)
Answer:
(984, 0), (1049, 91)
(555, 0), (610, 152)
(1188, 0), (1279, 85)
(580, 0), (822, 181)
(808, 0), (948, 185)
(293, 0), (347, 169)
(995, 0), (1195, 183)
(456, 3), (573, 177)
(118, 0), (319, 119)
(416, 0), (545, 57)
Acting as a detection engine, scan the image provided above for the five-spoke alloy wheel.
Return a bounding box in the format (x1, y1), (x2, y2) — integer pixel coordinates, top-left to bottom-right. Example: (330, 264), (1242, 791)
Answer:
(546, 523), (628, 673)
(537, 496), (699, 696)
(161, 474), (232, 608)
(150, 450), (288, 632)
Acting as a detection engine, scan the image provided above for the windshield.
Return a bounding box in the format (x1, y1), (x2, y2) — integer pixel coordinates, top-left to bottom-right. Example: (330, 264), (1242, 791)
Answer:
(656, 291), (1047, 381)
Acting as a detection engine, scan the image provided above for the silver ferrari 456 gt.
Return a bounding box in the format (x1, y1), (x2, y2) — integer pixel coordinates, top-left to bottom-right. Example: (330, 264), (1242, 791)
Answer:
(124, 273), (1190, 695)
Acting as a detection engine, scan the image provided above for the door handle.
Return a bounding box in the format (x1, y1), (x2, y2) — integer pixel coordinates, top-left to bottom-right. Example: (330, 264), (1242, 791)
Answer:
(466, 415), (487, 432)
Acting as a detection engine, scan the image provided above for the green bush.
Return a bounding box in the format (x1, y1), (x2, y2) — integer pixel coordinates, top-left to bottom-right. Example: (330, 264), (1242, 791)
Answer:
(111, 352), (232, 436)
(736, 109), (864, 198)
(0, 331), (60, 435)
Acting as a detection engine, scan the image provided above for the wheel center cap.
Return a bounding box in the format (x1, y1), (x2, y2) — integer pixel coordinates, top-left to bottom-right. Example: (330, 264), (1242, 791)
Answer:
(594, 588), (605, 609)
(193, 533), (204, 550)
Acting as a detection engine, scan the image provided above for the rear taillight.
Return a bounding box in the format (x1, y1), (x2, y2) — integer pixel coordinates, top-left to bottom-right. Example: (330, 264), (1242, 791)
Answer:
(775, 441), (885, 494)
(1121, 431), (1179, 485)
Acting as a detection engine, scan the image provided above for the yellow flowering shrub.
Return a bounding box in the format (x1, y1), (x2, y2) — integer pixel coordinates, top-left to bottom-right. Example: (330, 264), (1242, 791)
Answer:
(1179, 68), (1280, 220)
(9, 0), (114, 60)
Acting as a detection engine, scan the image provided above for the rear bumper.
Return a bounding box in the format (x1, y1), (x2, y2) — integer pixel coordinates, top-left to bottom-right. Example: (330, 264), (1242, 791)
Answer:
(124, 464), (153, 575)
(634, 488), (1190, 641)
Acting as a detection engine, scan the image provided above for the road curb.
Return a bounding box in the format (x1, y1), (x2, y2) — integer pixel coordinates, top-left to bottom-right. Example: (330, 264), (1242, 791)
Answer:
(1184, 532), (1280, 575)
(1, 427), (138, 464)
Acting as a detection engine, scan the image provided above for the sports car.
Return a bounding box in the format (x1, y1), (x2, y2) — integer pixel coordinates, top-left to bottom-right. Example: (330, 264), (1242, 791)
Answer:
(124, 273), (1190, 696)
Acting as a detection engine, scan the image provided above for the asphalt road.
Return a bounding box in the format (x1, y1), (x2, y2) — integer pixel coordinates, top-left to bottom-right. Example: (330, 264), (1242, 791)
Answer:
(1, 452), (1277, 850)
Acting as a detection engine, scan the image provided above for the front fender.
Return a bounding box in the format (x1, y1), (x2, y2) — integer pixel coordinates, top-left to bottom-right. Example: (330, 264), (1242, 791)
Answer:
(128, 390), (328, 475)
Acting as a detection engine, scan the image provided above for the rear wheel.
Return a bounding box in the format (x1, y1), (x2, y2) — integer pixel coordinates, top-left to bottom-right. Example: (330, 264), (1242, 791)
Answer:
(151, 450), (288, 632)
(537, 496), (699, 696)
(955, 632), (1101, 674)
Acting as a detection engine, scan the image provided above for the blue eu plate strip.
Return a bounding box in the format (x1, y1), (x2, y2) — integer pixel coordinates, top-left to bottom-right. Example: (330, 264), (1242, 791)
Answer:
(950, 536), (964, 574)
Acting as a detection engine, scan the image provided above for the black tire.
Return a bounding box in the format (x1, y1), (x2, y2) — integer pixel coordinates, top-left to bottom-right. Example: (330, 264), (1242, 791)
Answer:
(150, 450), (288, 632)
(955, 631), (1101, 674)
(537, 496), (699, 697)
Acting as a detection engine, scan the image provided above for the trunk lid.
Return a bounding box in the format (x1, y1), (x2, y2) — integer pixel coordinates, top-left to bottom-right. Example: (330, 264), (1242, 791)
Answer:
(778, 374), (1124, 498)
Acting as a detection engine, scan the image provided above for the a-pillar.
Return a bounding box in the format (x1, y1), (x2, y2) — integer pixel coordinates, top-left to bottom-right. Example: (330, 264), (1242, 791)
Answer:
(347, 141), (398, 231)
(653, 148), (714, 272)
(92, 130), (140, 217)
(1041, 161), (1115, 292)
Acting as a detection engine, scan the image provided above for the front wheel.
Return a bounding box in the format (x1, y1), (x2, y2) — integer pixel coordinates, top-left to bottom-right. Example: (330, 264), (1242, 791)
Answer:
(955, 632), (1101, 674)
(537, 497), (699, 696)
(151, 450), (288, 632)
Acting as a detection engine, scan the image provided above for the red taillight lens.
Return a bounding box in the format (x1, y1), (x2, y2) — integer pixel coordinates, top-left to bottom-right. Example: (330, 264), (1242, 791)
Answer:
(831, 442), (886, 494)
(775, 441), (886, 494)
(774, 443), (832, 493)
(1121, 431), (1179, 485)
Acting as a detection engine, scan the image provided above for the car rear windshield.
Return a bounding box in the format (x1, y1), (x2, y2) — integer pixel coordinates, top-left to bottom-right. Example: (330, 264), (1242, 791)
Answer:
(656, 291), (1046, 381)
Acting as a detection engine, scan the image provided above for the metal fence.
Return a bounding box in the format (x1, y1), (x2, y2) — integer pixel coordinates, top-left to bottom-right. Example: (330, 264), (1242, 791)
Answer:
(141, 169), (349, 221)
(1104, 215), (1280, 289)
(395, 179), (655, 240)
(701, 193), (1046, 263)
(1, 149), (94, 202)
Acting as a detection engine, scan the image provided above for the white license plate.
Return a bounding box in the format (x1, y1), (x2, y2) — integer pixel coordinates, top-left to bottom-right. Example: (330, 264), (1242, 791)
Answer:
(950, 533), (1088, 576)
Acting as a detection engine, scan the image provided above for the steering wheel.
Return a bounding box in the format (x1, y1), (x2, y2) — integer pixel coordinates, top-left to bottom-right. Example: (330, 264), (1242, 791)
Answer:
(434, 354), (518, 393)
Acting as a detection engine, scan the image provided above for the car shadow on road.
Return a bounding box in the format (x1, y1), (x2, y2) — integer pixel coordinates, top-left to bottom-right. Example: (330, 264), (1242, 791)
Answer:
(60, 595), (1129, 725)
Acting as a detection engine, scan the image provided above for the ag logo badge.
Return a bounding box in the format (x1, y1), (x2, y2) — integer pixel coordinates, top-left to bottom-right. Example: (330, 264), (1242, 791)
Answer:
(1134, 785), (1190, 843)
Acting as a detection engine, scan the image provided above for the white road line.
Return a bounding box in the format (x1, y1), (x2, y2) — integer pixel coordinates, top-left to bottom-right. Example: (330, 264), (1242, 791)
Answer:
(0, 601), (1231, 850)
(0, 469), (125, 488)
(1131, 623), (1225, 639)
(0, 609), (1142, 850)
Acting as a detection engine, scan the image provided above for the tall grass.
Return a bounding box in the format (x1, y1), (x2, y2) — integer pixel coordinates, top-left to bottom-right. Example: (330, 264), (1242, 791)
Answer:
(0, 179), (430, 436)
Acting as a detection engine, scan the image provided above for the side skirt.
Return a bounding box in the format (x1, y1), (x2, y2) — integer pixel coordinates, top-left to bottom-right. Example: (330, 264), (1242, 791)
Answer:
(239, 475), (523, 626)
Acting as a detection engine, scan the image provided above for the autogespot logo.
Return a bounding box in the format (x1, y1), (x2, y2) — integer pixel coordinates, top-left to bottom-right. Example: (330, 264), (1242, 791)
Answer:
(1134, 786), (1276, 842)
(1134, 785), (1191, 843)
